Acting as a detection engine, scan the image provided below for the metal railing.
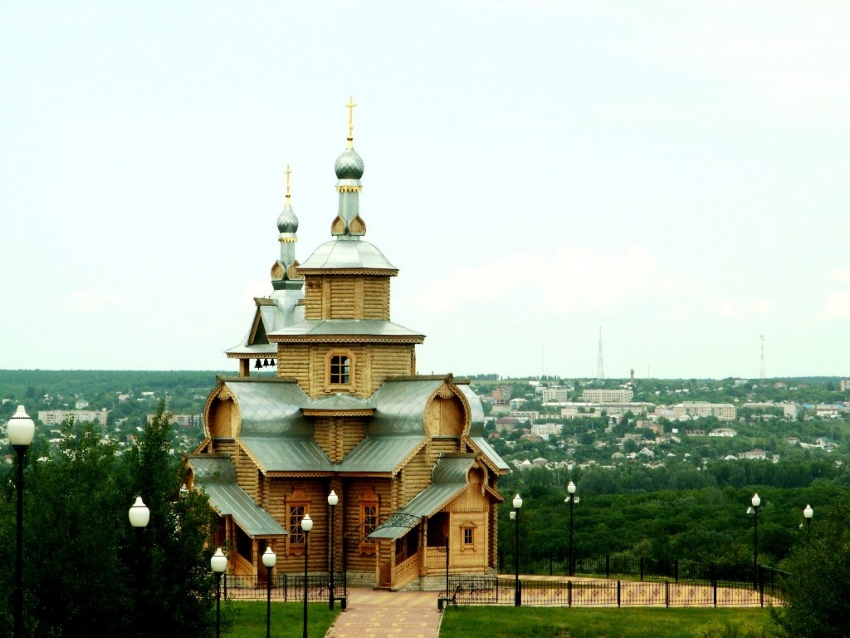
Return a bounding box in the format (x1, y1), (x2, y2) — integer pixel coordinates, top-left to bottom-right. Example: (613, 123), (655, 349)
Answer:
(221, 572), (347, 602)
(499, 552), (772, 586)
(440, 568), (789, 608)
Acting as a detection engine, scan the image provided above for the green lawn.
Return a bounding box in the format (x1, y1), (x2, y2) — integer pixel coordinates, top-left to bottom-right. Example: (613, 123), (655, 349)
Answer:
(439, 607), (773, 638)
(222, 601), (340, 638)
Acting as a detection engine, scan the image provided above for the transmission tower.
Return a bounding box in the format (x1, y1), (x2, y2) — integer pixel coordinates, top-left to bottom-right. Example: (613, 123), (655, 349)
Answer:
(760, 335), (766, 381)
(597, 327), (604, 381)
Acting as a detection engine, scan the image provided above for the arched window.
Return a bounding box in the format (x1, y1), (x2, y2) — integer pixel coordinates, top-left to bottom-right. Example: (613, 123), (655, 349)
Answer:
(325, 349), (356, 391)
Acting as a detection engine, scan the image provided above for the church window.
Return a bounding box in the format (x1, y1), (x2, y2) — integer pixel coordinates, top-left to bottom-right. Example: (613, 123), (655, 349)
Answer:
(325, 350), (356, 391)
(460, 521), (477, 551)
(289, 505), (306, 544)
(359, 487), (379, 555)
(330, 355), (350, 384)
(286, 488), (310, 554)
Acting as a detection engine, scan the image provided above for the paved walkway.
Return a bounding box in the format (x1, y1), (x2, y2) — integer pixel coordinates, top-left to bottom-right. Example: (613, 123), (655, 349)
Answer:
(324, 588), (443, 638)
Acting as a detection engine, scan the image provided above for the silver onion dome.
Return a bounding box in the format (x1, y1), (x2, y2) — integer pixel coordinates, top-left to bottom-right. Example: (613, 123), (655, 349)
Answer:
(334, 147), (364, 180)
(277, 204), (298, 234)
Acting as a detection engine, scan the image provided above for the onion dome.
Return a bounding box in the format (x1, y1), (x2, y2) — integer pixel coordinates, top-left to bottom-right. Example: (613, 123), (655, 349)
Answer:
(334, 147), (364, 180)
(277, 204), (298, 234)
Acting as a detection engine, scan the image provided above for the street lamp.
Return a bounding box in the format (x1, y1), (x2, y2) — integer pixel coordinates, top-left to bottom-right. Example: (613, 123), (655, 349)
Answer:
(803, 504), (813, 540)
(513, 494), (522, 606)
(749, 493), (760, 588)
(262, 546), (277, 638)
(128, 496), (150, 638)
(301, 513), (313, 638)
(327, 490), (338, 610)
(211, 548), (228, 638)
(8, 405), (35, 638)
(565, 481), (579, 577)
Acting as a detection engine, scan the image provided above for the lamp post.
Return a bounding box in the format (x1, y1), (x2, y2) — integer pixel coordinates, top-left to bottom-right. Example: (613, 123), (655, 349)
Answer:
(565, 481), (579, 577)
(512, 494), (522, 606)
(749, 493), (760, 588)
(8, 405), (35, 638)
(128, 496), (150, 638)
(301, 513), (313, 638)
(327, 490), (338, 610)
(803, 504), (813, 540)
(262, 547), (276, 638)
(211, 548), (228, 638)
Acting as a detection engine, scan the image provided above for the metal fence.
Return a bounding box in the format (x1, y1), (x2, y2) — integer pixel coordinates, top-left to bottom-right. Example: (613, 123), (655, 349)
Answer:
(500, 553), (765, 584)
(441, 566), (789, 609)
(221, 572), (347, 602)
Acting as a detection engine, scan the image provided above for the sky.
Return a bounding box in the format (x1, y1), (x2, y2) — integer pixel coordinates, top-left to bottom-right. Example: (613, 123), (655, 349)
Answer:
(1, 1), (848, 380)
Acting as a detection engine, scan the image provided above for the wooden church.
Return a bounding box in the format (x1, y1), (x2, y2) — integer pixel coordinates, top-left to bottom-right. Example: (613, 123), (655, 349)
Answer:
(186, 103), (509, 591)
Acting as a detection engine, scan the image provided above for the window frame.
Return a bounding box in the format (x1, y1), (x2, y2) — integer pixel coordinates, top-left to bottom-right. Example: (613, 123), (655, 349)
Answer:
(324, 349), (356, 392)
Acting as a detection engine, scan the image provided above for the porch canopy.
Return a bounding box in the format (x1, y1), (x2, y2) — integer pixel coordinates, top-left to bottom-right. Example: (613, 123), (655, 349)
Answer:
(188, 456), (286, 537)
(368, 455), (476, 541)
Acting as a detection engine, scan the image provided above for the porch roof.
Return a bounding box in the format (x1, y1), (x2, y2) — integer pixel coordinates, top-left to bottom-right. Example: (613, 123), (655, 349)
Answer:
(188, 456), (287, 537)
(368, 456), (476, 540)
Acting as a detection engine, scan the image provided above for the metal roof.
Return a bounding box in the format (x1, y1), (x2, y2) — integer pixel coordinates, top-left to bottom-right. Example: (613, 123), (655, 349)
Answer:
(188, 456), (286, 537)
(368, 456), (475, 540)
(369, 379), (446, 435)
(304, 393), (375, 412)
(268, 320), (423, 341)
(469, 436), (510, 471)
(298, 238), (397, 272)
(337, 435), (425, 474)
(226, 291), (304, 356)
(240, 435), (334, 473)
(222, 378), (312, 436)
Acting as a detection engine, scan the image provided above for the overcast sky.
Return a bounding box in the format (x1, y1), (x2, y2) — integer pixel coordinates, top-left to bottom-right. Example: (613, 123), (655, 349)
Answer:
(1, 1), (848, 380)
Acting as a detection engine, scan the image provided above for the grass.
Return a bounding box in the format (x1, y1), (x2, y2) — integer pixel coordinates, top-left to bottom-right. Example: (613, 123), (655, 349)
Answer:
(439, 607), (773, 638)
(222, 601), (340, 638)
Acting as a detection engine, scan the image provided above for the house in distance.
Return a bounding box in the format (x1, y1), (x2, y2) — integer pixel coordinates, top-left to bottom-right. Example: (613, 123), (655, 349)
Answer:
(186, 102), (509, 590)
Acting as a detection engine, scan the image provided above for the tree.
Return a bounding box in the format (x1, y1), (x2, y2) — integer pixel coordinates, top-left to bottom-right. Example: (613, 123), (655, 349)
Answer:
(771, 504), (850, 637)
(119, 404), (219, 637)
(0, 405), (218, 637)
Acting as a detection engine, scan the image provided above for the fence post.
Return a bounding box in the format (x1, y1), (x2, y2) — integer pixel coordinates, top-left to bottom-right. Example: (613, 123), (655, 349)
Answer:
(712, 564), (717, 608)
(606, 555), (610, 579)
(568, 580), (572, 608)
(665, 580), (669, 608)
(617, 580), (621, 608)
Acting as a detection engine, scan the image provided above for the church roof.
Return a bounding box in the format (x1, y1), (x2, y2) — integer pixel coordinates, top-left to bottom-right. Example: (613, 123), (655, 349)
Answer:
(368, 378), (448, 435)
(268, 319), (423, 342)
(368, 455), (476, 540)
(188, 456), (287, 537)
(456, 382), (509, 471)
(298, 238), (397, 273)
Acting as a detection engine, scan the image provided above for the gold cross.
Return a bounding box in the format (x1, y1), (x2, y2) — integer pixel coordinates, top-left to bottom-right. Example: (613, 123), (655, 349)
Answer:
(285, 164), (292, 200)
(346, 96), (357, 145)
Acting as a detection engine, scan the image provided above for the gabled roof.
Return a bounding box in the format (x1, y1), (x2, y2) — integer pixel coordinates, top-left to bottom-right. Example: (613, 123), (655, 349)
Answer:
(241, 435), (335, 473)
(337, 435), (425, 474)
(215, 378), (333, 473)
(369, 378), (448, 435)
(218, 377), (312, 436)
(188, 456), (286, 537)
(226, 293), (304, 357)
(368, 456), (476, 540)
(456, 382), (509, 471)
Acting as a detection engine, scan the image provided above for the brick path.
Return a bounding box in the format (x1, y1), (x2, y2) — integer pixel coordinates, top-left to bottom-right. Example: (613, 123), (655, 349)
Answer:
(324, 588), (442, 638)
